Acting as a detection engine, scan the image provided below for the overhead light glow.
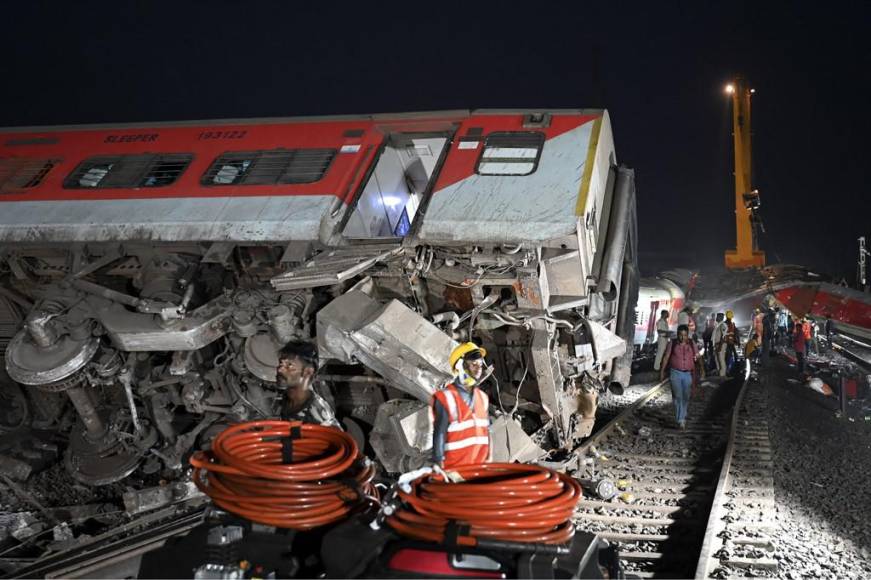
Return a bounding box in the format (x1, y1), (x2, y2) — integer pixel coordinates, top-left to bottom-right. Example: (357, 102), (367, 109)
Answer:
(725, 84), (735, 94)
(381, 195), (403, 208)
(750, 88), (756, 94)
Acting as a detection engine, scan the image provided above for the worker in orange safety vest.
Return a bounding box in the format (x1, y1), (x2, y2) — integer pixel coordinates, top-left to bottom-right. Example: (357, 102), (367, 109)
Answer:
(431, 342), (491, 469)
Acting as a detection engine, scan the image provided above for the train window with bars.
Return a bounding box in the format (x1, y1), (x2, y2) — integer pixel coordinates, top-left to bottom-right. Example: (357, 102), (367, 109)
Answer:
(476, 132), (545, 176)
(63, 154), (193, 189)
(0, 158), (60, 193)
(201, 149), (337, 186)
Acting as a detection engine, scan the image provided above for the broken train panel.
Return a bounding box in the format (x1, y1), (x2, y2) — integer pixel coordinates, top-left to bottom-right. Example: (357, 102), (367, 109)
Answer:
(0, 109), (638, 482)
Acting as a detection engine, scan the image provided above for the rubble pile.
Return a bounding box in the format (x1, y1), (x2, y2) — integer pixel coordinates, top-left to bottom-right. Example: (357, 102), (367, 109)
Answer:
(764, 361), (871, 578)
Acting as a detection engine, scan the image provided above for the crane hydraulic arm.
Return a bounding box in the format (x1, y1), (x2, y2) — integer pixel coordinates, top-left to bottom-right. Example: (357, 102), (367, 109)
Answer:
(724, 77), (765, 270)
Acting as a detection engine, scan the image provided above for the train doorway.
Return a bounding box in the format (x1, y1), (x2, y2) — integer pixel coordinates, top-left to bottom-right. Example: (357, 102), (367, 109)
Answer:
(342, 133), (449, 239)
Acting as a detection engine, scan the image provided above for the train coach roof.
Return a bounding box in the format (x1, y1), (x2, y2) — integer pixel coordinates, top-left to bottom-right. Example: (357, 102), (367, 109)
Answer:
(0, 109), (605, 133)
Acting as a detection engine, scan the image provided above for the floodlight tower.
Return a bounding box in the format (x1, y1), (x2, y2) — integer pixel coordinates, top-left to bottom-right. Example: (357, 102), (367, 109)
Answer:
(724, 77), (766, 269)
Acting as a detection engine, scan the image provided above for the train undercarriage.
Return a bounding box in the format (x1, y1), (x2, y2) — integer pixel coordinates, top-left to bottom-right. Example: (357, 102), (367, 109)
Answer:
(0, 233), (637, 486)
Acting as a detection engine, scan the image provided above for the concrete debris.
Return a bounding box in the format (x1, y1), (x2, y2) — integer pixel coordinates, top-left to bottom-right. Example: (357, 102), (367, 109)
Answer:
(3, 512), (45, 541)
(0, 511), (37, 541)
(489, 415), (547, 464)
(52, 521), (75, 542)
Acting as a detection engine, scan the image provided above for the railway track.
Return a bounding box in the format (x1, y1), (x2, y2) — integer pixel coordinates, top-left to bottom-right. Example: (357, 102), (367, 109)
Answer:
(0, 501), (206, 579)
(696, 378), (778, 578)
(830, 334), (871, 371)
(574, 375), (776, 578)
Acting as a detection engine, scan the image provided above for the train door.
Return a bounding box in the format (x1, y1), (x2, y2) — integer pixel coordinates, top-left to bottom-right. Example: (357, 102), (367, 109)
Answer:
(342, 133), (450, 239)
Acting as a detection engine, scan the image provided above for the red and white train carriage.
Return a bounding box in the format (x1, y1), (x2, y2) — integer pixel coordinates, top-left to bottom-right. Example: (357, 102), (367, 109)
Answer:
(0, 109), (638, 482)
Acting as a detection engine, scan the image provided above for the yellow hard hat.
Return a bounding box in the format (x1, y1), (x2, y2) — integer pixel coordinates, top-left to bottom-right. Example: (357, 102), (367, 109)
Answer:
(725, 310), (734, 319)
(449, 342), (487, 369)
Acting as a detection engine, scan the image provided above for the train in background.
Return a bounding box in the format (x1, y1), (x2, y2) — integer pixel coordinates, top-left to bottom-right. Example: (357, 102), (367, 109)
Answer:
(0, 108), (639, 484)
(634, 277), (685, 347)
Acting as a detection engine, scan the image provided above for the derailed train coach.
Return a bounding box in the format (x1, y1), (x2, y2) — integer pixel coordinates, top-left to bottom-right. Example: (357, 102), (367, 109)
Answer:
(0, 109), (638, 483)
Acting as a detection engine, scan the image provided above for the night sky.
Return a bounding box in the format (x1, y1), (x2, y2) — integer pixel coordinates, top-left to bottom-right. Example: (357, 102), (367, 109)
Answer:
(2, 2), (868, 280)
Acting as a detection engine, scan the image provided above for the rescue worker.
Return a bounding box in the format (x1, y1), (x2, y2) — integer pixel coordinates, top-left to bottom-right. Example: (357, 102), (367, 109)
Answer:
(712, 312), (726, 376)
(745, 332), (760, 371)
(431, 342), (491, 469)
(724, 310), (739, 375)
(654, 309), (670, 372)
(276, 341), (340, 427)
(660, 324), (699, 429)
(802, 318), (813, 357)
(793, 322), (807, 375)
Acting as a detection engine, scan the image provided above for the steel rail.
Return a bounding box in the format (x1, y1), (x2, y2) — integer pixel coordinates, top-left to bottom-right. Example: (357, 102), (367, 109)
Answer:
(693, 378), (750, 579)
(575, 379), (670, 457)
(830, 341), (871, 371)
(3, 504), (206, 579)
(694, 378), (777, 578)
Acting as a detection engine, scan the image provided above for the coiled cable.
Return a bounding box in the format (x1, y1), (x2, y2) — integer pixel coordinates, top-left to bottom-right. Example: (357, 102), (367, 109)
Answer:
(190, 420), (377, 530)
(386, 463), (582, 546)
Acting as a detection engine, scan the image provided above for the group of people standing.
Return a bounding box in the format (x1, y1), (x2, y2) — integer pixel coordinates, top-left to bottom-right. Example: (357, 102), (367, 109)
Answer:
(652, 303), (820, 429)
(654, 307), (740, 379)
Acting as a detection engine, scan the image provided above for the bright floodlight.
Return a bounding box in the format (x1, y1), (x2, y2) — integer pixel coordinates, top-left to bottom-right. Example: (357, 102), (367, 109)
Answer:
(725, 84), (735, 94)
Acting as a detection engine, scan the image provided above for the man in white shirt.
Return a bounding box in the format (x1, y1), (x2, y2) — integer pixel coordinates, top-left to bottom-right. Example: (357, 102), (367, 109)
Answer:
(654, 310), (671, 371)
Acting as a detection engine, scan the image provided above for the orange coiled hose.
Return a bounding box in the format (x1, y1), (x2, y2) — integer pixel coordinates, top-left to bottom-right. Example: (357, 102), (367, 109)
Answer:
(190, 420), (377, 530)
(386, 463), (582, 546)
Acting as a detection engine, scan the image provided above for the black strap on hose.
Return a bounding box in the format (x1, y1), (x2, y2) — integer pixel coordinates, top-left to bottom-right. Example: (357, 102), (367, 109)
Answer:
(444, 520), (471, 551)
(280, 425), (302, 464)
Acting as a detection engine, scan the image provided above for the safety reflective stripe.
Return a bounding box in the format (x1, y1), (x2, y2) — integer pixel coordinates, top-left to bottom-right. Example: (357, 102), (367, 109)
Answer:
(447, 418), (490, 432)
(440, 388), (458, 422)
(444, 436), (490, 451)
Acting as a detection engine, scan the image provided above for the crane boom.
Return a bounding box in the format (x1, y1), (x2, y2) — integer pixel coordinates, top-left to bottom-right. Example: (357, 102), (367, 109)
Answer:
(724, 77), (765, 269)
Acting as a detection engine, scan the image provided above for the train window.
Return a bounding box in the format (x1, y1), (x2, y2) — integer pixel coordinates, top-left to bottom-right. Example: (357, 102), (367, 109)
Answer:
(0, 158), (60, 193)
(63, 154), (193, 189)
(140, 155), (194, 187)
(476, 132), (545, 176)
(202, 149), (336, 186)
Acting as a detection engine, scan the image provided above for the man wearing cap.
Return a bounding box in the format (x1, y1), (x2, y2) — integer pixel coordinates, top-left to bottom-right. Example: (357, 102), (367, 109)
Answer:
(276, 340), (339, 428)
(431, 342), (491, 469)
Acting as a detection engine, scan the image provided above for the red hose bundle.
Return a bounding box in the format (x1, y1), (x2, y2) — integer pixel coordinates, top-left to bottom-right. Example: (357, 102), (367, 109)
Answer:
(190, 420), (377, 529)
(387, 463), (582, 546)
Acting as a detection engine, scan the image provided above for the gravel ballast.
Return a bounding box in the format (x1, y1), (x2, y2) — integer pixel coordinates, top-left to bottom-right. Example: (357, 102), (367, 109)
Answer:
(762, 358), (871, 578)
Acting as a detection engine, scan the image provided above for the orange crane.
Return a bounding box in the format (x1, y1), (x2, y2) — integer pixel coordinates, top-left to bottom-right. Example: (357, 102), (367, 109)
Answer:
(724, 77), (765, 269)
